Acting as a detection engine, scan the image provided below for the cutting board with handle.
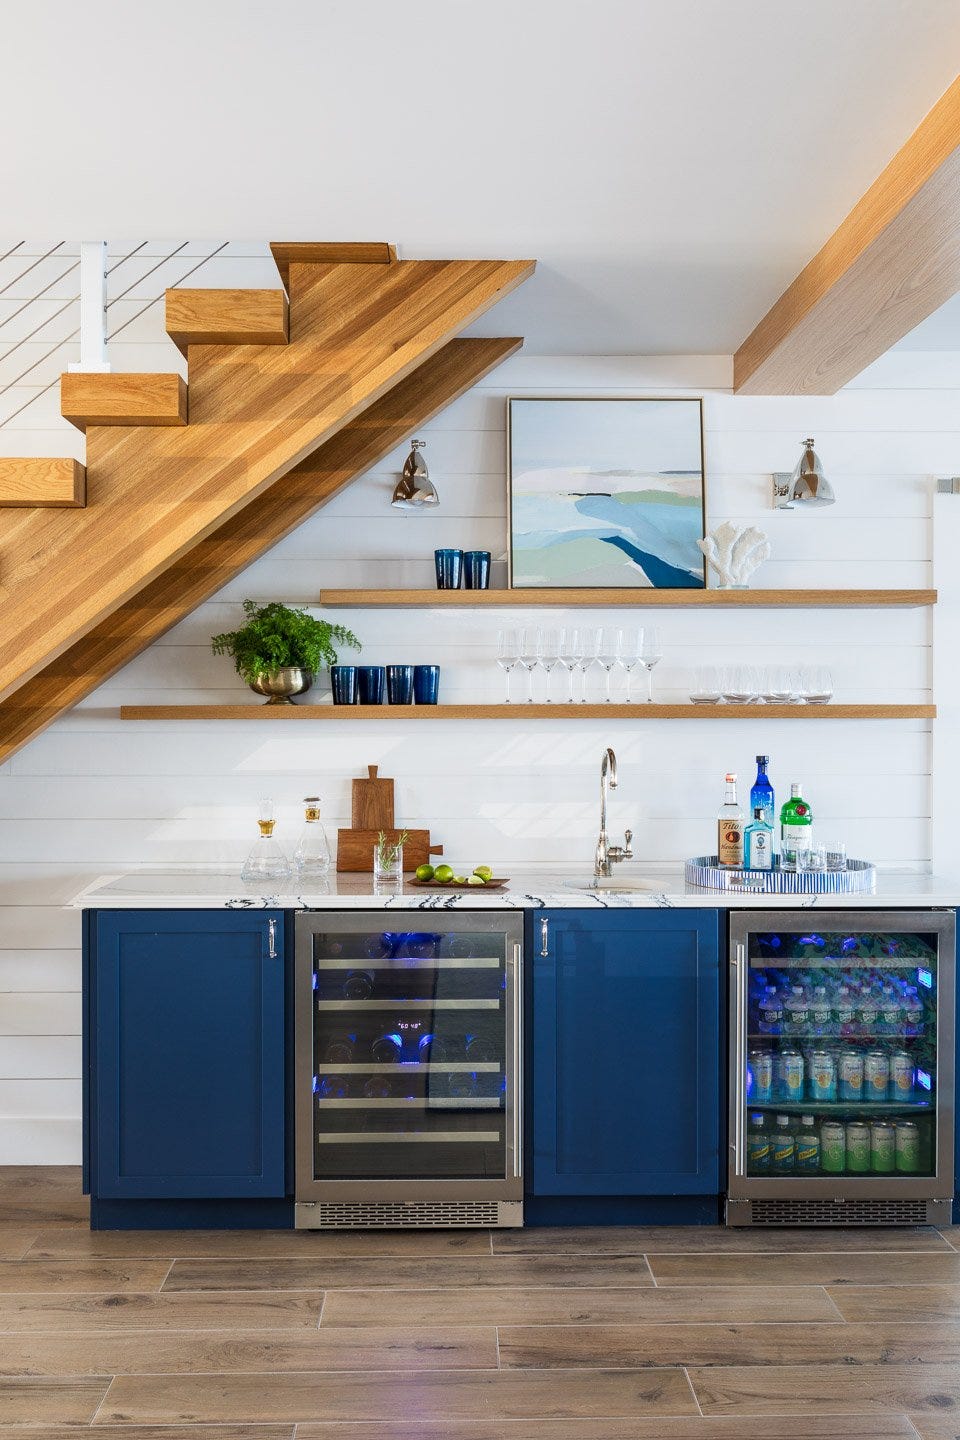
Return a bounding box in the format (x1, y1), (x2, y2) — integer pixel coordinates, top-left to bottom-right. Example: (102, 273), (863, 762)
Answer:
(351, 765), (395, 831)
(337, 828), (443, 873)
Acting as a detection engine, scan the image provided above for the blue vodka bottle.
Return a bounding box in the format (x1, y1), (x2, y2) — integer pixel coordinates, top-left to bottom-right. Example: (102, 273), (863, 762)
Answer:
(750, 756), (775, 841)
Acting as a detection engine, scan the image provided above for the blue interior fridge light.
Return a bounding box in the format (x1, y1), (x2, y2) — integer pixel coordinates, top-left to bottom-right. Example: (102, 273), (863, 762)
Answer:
(918, 967), (934, 989)
(917, 1068), (932, 1091)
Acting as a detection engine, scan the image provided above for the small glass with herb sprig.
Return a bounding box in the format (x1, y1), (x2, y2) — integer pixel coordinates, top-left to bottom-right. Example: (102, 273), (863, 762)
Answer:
(373, 830), (408, 894)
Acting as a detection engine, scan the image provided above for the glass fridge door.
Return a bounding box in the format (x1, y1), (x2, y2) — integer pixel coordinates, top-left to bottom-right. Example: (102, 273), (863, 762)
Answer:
(296, 915), (522, 1195)
(730, 911), (955, 1197)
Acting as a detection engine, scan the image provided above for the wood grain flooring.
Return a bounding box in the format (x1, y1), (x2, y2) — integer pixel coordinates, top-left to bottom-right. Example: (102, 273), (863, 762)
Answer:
(0, 1167), (954, 1435)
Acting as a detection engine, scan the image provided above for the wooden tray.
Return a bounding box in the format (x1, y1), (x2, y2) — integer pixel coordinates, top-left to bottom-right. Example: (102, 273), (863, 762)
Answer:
(408, 876), (510, 890)
(351, 764), (395, 830)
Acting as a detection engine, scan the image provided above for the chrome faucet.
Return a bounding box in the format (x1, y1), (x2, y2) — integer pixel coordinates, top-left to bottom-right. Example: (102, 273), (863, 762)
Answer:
(595, 747), (633, 879)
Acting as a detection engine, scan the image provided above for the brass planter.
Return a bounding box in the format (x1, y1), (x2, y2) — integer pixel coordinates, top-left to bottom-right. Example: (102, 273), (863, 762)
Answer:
(249, 667), (315, 705)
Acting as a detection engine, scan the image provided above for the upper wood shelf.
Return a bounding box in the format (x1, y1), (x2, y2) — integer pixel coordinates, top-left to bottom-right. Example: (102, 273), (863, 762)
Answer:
(120, 703), (936, 721)
(316, 588), (937, 609)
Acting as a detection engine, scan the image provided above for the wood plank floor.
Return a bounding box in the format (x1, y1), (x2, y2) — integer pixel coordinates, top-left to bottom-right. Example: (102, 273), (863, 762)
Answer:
(0, 1169), (957, 1438)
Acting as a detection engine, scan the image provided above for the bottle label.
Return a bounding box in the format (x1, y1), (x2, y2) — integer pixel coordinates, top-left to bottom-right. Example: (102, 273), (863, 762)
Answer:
(718, 820), (745, 866)
(747, 830), (772, 870)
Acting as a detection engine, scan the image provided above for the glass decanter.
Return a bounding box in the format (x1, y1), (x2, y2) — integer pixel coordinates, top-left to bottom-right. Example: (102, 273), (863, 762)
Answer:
(293, 795), (332, 880)
(241, 797), (291, 883)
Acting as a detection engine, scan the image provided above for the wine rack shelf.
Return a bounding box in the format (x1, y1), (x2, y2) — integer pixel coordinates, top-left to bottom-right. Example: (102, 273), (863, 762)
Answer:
(316, 588), (937, 609)
(121, 703), (937, 721)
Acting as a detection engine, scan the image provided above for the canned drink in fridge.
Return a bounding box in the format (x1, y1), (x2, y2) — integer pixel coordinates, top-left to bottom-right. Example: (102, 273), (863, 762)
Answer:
(890, 1051), (915, 1099)
(777, 1048), (805, 1102)
(749, 1049), (774, 1105)
(845, 1121), (872, 1174)
(838, 1049), (864, 1102)
(864, 1049), (890, 1101)
(821, 1121), (846, 1174)
(870, 1121), (896, 1174)
(809, 1049), (838, 1103)
(895, 1120), (920, 1173)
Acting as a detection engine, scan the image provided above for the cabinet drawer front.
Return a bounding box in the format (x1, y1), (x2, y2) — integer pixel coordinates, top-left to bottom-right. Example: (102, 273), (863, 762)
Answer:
(90, 911), (286, 1199)
(532, 910), (720, 1196)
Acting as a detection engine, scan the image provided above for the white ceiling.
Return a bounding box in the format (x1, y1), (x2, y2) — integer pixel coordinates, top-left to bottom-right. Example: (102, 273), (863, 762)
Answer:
(3, 0), (959, 354)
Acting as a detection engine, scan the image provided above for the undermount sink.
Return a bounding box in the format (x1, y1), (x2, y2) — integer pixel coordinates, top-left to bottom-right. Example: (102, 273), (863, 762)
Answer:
(563, 877), (664, 894)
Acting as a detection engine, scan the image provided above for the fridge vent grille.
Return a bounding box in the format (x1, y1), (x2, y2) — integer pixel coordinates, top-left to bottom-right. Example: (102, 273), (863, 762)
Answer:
(750, 1198), (931, 1226)
(308, 1200), (502, 1229)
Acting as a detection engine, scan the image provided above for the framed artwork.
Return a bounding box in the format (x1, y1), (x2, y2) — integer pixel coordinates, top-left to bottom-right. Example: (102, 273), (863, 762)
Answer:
(507, 397), (706, 589)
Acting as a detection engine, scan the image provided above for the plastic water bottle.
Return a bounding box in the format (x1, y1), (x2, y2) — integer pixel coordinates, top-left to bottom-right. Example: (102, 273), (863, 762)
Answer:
(810, 984), (832, 1037)
(902, 986), (924, 1036)
(758, 984), (784, 1036)
(784, 983), (811, 1037)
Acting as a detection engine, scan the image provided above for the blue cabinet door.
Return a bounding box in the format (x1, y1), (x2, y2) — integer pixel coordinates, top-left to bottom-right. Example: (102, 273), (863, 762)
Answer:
(532, 909), (721, 1195)
(89, 910), (286, 1199)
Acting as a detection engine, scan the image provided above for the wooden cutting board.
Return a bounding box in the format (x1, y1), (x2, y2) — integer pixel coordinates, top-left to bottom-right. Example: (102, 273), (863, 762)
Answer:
(337, 828), (443, 873)
(351, 765), (395, 831)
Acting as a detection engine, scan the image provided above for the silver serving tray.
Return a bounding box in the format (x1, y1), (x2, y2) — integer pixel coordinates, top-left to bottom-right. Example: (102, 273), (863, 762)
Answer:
(684, 856), (877, 894)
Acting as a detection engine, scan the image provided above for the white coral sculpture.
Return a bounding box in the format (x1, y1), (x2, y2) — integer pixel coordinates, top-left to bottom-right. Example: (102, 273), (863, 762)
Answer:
(697, 521), (771, 588)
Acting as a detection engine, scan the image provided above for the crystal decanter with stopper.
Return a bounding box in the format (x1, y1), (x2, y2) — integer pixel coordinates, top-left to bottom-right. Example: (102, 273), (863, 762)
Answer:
(293, 795), (332, 880)
(241, 797), (291, 883)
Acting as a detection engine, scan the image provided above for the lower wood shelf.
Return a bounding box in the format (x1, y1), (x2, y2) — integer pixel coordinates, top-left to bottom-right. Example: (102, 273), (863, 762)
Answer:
(119, 703), (936, 721)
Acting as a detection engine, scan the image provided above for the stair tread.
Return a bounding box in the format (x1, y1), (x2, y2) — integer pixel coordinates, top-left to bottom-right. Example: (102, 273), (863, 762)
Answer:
(165, 288), (289, 356)
(60, 372), (187, 430)
(0, 457), (85, 508)
(270, 241), (395, 289)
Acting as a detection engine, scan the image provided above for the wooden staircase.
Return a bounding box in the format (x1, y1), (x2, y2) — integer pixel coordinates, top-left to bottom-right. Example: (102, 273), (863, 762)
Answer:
(0, 243), (534, 760)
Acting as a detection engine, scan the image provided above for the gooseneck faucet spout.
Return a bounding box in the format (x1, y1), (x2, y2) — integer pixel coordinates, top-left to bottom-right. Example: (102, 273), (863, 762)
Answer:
(595, 747), (633, 880)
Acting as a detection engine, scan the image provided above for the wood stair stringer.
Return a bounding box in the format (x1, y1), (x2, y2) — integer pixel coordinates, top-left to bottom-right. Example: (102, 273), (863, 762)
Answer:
(0, 336), (523, 763)
(0, 254), (534, 707)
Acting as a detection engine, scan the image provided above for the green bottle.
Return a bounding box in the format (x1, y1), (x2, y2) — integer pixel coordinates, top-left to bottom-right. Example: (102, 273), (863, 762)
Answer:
(779, 782), (813, 871)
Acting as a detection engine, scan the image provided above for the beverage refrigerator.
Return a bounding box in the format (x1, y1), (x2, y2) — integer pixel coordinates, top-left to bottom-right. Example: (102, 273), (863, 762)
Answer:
(727, 910), (955, 1225)
(294, 911), (523, 1228)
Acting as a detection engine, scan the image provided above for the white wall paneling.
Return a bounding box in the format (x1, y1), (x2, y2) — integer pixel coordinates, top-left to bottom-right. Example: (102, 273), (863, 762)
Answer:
(0, 256), (956, 1159)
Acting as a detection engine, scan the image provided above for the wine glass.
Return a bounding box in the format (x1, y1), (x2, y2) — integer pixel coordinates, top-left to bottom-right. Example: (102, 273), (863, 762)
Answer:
(540, 627), (563, 703)
(619, 627), (643, 702)
(638, 626), (663, 703)
(496, 629), (519, 703)
(517, 626), (541, 703)
(578, 628), (599, 703)
(559, 628), (582, 703)
(595, 626), (623, 703)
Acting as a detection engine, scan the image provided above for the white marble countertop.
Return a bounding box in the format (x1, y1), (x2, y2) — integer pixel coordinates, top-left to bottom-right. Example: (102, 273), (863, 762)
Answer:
(71, 867), (960, 911)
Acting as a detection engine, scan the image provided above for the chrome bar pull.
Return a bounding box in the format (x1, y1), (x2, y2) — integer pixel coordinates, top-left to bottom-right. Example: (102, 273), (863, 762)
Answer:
(732, 942), (746, 1175)
(268, 917), (278, 959)
(539, 917), (549, 957)
(511, 941), (523, 1178)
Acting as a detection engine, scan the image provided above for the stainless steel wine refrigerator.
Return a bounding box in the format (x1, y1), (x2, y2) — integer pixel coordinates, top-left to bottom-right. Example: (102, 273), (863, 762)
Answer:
(294, 911), (524, 1228)
(727, 909), (956, 1226)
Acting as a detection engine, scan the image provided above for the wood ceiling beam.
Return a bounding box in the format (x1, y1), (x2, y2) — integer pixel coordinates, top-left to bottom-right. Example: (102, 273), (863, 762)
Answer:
(734, 75), (960, 394)
(0, 337), (522, 765)
(0, 257), (533, 706)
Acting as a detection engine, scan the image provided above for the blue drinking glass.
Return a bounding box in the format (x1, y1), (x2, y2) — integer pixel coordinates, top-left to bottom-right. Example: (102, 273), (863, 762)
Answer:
(386, 664), (415, 704)
(330, 665), (358, 705)
(463, 550), (491, 589)
(434, 548), (463, 589)
(414, 664), (440, 705)
(357, 665), (386, 705)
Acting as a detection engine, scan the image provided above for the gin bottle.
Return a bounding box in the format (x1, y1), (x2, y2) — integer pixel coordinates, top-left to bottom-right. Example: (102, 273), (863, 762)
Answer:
(779, 783), (813, 871)
(293, 795), (332, 880)
(744, 806), (774, 870)
(717, 772), (745, 867)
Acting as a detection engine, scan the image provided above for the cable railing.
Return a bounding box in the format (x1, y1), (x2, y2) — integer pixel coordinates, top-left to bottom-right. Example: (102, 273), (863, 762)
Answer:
(0, 240), (230, 427)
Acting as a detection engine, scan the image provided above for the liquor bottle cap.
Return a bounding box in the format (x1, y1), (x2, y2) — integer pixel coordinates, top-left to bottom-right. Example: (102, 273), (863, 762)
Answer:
(725, 771), (737, 782)
(790, 782), (802, 795)
(756, 755), (768, 764)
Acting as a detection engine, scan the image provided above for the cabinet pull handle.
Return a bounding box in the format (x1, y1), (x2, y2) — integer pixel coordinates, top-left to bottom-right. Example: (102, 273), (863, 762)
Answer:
(267, 918), (278, 959)
(539, 917), (549, 957)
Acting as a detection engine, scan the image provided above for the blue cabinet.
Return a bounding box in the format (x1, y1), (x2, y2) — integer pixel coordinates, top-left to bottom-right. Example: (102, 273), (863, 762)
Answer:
(85, 910), (286, 1199)
(531, 909), (721, 1196)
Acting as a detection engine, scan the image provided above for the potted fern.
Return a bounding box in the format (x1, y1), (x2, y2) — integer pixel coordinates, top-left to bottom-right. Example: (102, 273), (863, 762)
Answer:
(212, 600), (361, 705)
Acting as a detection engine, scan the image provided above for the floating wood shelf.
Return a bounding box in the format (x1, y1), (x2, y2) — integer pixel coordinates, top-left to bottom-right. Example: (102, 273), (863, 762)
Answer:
(316, 588), (937, 609)
(120, 703), (936, 721)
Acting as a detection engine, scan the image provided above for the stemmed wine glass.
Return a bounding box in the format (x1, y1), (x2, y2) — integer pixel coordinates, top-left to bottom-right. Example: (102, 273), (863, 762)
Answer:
(596, 626), (623, 703)
(559, 628), (582, 703)
(540, 627), (563, 703)
(619, 627), (643, 703)
(518, 626), (541, 703)
(496, 629), (519, 703)
(578, 628), (599, 703)
(638, 626), (663, 703)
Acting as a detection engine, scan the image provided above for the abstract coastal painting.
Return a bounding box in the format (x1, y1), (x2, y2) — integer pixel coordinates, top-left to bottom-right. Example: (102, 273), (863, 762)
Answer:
(508, 398), (706, 589)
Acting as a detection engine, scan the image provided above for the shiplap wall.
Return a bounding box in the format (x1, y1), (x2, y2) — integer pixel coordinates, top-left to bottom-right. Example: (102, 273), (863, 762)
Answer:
(0, 244), (954, 1162)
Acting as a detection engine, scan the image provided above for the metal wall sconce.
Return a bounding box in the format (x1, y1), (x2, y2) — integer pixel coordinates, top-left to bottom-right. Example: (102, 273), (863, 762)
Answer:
(392, 439), (439, 510)
(772, 437), (836, 510)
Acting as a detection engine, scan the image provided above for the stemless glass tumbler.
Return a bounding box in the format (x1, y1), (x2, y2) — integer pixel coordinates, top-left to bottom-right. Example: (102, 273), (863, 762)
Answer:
(357, 665), (386, 704)
(386, 665), (414, 704)
(463, 550), (491, 589)
(414, 665), (440, 704)
(330, 665), (358, 705)
(434, 549), (463, 589)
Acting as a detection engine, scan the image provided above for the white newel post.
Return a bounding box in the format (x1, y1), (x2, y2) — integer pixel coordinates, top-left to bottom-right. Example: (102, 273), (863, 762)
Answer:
(67, 240), (111, 372)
